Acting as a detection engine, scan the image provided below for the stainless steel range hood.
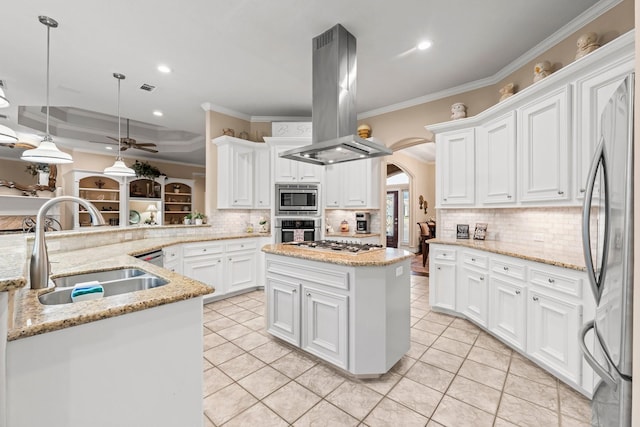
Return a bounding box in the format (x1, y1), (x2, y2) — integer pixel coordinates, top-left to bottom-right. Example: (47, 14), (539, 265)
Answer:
(280, 24), (392, 166)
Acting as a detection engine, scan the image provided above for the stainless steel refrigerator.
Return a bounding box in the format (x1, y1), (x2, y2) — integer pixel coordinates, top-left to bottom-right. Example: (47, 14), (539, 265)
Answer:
(580, 74), (634, 426)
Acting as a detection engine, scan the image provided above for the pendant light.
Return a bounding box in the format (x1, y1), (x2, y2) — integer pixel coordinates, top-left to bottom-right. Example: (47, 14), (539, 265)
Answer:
(104, 73), (135, 177)
(0, 86), (9, 108)
(0, 124), (18, 143)
(21, 16), (73, 164)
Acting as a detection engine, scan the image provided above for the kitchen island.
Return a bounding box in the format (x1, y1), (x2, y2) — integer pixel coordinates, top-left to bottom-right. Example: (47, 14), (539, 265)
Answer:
(262, 243), (413, 377)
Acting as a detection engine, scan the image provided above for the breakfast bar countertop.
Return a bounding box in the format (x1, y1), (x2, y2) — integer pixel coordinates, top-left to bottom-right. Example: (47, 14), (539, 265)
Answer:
(262, 243), (413, 266)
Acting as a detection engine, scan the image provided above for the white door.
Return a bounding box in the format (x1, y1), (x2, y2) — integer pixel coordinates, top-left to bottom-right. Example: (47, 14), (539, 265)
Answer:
(477, 112), (516, 204)
(227, 251), (256, 293)
(518, 86), (570, 202)
(231, 145), (254, 207)
(458, 267), (488, 327)
(527, 288), (581, 382)
(438, 129), (475, 206)
(302, 286), (348, 369)
(183, 255), (224, 293)
(430, 261), (456, 311)
(266, 277), (300, 346)
(489, 275), (526, 350)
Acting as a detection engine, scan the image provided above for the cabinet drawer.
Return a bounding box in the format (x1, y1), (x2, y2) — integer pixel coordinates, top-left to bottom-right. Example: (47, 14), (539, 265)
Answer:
(462, 252), (488, 269)
(491, 258), (526, 281)
(433, 248), (456, 261)
(530, 267), (582, 298)
(183, 243), (224, 258)
(162, 245), (182, 259)
(226, 240), (257, 253)
(267, 259), (349, 291)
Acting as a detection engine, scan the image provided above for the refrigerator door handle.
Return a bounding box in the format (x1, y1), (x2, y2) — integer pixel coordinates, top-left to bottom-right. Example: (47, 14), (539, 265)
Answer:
(581, 138), (609, 305)
(579, 320), (617, 389)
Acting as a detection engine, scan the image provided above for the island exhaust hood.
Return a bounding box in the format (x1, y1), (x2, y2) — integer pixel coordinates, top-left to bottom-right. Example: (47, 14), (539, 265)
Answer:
(280, 24), (392, 165)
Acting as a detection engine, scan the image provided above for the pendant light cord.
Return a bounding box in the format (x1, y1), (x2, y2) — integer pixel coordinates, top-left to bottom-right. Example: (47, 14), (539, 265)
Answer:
(45, 22), (51, 139)
(117, 76), (122, 161)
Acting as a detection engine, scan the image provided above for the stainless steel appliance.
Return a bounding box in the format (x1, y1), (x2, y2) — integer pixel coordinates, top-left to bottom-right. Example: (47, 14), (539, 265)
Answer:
(279, 24), (391, 165)
(275, 183), (319, 216)
(286, 239), (384, 254)
(135, 249), (163, 267)
(579, 74), (633, 426)
(275, 217), (321, 243)
(355, 212), (370, 234)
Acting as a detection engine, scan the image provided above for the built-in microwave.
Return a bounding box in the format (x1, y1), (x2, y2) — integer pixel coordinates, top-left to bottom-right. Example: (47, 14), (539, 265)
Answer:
(275, 184), (319, 216)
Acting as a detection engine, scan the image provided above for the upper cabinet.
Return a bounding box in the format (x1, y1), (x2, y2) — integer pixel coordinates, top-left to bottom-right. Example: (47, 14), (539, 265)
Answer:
(73, 171), (125, 228)
(427, 31), (634, 209)
(517, 86), (571, 203)
(477, 112), (516, 205)
(164, 178), (194, 225)
(324, 158), (381, 209)
(214, 136), (271, 209)
(436, 128), (475, 207)
(265, 137), (322, 183)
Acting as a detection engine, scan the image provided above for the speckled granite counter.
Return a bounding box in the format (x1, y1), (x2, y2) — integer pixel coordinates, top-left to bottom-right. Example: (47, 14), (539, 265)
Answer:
(3, 231), (270, 341)
(427, 238), (585, 271)
(262, 243), (412, 266)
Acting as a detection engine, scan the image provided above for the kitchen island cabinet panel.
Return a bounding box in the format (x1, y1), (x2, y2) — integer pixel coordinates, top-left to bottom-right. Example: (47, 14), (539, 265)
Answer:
(226, 249), (257, 294)
(266, 277), (300, 346)
(489, 275), (526, 351)
(431, 260), (456, 312)
(458, 265), (488, 327)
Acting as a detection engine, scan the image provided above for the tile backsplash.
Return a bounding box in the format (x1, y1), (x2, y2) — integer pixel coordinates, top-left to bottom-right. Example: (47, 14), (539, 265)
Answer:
(438, 207), (583, 255)
(325, 210), (381, 235)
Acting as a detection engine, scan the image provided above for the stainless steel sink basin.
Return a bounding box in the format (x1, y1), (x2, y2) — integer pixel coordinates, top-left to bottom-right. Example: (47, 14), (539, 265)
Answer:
(40, 269), (168, 305)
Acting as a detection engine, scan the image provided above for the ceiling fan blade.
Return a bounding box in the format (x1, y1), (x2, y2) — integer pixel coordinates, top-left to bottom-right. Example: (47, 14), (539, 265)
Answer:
(135, 146), (158, 153)
(132, 143), (157, 147)
(106, 136), (120, 142)
(120, 146), (129, 151)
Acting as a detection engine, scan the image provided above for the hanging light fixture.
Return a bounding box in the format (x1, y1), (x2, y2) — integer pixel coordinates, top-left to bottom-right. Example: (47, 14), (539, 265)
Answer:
(104, 73), (135, 177)
(21, 16), (73, 164)
(0, 124), (18, 143)
(0, 86), (9, 108)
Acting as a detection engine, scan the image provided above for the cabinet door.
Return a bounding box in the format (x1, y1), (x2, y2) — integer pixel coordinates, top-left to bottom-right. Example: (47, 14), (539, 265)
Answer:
(182, 255), (224, 293)
(430, 261), (456, 311)
(231, 145), (254, 207)
(437, 129), (475, 206)
(457, 267), (488, 327)
(273, 147), (299, 183)
(254, 147), (271, 208)
(324, 164), (342, 207)
(527, 288), (582, 382)
(266, 277), (300, 346)
(302, 286), (348, 369)
(574, 63), (633, 199)
(489, 275), (526, 350)
(477, 113), (516, 204)
(226, 251), (256, 293)
(297, 161), (322, 183)
(518, 86), (570, 202)
(343, 160), (369, 207)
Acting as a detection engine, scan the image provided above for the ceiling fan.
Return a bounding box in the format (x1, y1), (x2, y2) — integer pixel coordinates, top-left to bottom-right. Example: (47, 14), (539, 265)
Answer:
(91, 119), (158, 153)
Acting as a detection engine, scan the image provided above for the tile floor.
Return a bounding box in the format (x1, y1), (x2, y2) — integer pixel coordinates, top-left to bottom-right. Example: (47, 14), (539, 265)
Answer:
(201, 275), (592, 426)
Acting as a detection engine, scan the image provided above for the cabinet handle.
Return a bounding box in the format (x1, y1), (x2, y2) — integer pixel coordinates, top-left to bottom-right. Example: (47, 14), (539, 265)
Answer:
(507, 195), (512, 199)
(479, 276), (484, 281)
(471, 258), (475, 262)
(533, 296), (539, 301)
(503, 266), (509, 271)
(202, 249), (207, 252)
(442, 253), (447, 257)
(306, 292), (311, 296)
(548, 278), (555, 284)
(580, 188), (586, 193)
(515, 290), (521, 295)
(234, 200), (238, 203)
(443, 198), (447, 201)
(292, 288), (297, 293)
(217, 259), (221, 263)
(437, 267), (441, 270)
(557, 191), (564, 195)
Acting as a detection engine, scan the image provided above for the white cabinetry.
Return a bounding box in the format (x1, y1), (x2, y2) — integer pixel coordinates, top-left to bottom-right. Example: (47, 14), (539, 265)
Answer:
(266, 138), (322, 183)
(477, 113), (516, 204)
(457, 251), (489, 327)
(266, 277), (300, 346)
(489, 256), (527, 351)
(518, 86), (571, 203)
(436, 128), (475, 206)
(163, 244), (183, 274)
(430, 247), (456, 311)
(226, 240), (257, 294)
(72, 171), (125, 228)
(182, 242), (224, 291)
(324, 158), (381, 208)
(214, 136), (271, 209)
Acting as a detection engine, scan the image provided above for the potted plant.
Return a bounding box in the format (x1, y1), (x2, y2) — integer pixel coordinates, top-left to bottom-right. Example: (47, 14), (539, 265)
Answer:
(183, 213), (193, 225)
(193, 211), (206, 226)
(131, 160), (162, 180)
(25, 163), (50, 186)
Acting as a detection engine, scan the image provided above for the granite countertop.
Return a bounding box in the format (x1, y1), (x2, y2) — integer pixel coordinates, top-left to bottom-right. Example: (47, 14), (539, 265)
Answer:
(427, 238), (586, 271)
(262, 243), (413, 266)
(325, 232), (381, 238)
(5, 232), (269, 341)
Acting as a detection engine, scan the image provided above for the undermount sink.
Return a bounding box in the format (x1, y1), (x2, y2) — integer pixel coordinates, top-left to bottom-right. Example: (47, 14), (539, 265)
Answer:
(40, 269), (168, 305)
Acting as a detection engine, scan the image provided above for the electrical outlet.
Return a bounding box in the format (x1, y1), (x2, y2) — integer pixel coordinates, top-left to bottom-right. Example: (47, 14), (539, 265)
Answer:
(396, 266), (403, 277)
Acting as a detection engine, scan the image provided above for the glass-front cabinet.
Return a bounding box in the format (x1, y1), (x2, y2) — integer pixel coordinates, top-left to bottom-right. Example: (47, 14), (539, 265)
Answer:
(164, 178), (194, 225)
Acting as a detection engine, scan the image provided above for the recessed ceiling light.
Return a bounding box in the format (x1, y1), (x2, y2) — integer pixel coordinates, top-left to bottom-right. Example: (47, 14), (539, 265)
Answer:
(157, 65), (171, 73)
(153, 110), (163, 117)
(417, 40), (432, 50)
(303, 154), (310, 158)
(328, 160), (334, 163)
(105, 146), (113, 150)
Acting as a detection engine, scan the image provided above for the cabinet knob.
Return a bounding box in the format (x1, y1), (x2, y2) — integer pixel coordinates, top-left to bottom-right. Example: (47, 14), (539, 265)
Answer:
(507, 195), (512, 199)
(437, 267), (441, 270)
(580, 188), (586, 193)
(234, 200), (238, 203)
(292, 288), (297, 293)
(217, 259), (221, 263)
(203, 249), (207, 252)
(533, 296), (539, 301)
(471, 258), (475, 261)
(515, 290), (521, 295)
(442, 253), (447, 257)
(503, 266), (509, 271)
(443, 198), (447, 201)
(306, 292), (311, 296)
(548, 278), (555, 284)
(479, 276), (484, 281)
(557, 191), (564, 195)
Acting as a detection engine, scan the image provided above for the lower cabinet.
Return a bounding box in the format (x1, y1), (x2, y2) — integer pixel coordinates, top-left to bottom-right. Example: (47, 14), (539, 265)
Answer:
(527, 287), (582, 384)
(266, 277), (300, 346)
(489, 275), (526, 351)
(183, 254), (224, 290)
(302, 286), (349, 369)
(457, 266), (488, 327)
(431, 261), (456, 311)
(227, 250), (257, 294)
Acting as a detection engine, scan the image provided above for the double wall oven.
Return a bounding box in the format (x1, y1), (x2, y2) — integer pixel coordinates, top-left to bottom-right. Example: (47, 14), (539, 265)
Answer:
(274, 183), (321, 243)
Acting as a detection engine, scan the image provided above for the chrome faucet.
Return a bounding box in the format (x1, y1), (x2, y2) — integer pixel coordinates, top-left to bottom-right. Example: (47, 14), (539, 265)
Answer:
(29, 196), (106, 289)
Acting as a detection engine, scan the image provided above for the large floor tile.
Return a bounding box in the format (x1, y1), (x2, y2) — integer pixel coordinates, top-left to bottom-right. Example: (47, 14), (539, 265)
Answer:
(504, 373), (558, 410)
(466, 345), (511, 371)
(295, 363), (346, 397)
(202, 367), (233, 397)
(419, 347), (464, 373)
(204, 316), (237, 332)
(413, 318), (447, 335)
(446, 375), (502, 414)
(293, 400), (359, 427)
(497, 393), (559, 427)
(203, 341), (244, 365)
(203, 331), (227, 350)
(558, 382), (592, 423)
(405, 360), (454, 392)
(405, 340), (429, 359)
(509, 353), (558, 387)
(250, 340), (293, 364)
(364, 397), (429, 427)
(390, 355), (417, 375)
(270, 351), (317, 379)
(410, 328), (439, 346)
(441, 325), (479, 344)
(227, 308), (260, 323)
(223, 402), (288, 427)
(232, 330), (270, 351)
(263, 381), (321, 423)
(242, 315), (267, 331)
(217, 323), (253, 341)
(423, 311), (456, 326)
(457, 359), (507, 390)
(431, 336), (472, 357)
(360, 371), (402, 395)
(218, 352), (266, 381)
(387, 377), (443, 418)
(325, 381), (383, 420)
(203, 383), (257, 426)
(237, 365), (290, 399)
(431, 395), (494, 427)
(474, 333), (513, 356)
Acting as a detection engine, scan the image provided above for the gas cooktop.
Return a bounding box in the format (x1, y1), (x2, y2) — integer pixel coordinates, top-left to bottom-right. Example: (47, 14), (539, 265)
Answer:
(286, 240), (385, 254)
